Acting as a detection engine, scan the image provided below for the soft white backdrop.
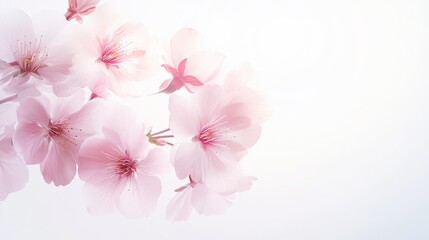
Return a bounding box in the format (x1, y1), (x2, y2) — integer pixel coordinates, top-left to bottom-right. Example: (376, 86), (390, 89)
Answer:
(1, 0), (429, 239)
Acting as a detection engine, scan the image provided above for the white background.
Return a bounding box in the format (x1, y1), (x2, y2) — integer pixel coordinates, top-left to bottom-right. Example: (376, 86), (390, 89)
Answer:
(1, 0), (429, 239)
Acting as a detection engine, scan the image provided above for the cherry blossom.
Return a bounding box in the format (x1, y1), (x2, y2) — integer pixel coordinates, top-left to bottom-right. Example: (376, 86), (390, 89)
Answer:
(0, 10), (71, 94)
(71, 6), (159, 96)
(168, 83), (262, 183)
(77, 106), (168, 218)
(159, 28), (225, 94)
(13, 91), (102, 186)
(65, 0), (100, 23)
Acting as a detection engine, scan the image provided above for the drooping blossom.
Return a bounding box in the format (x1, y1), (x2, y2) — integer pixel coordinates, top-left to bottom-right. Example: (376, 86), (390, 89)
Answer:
(158, 28), (225, 94)
(13, 91), (102, 186)
(0, 10), (71, 94)
(77, 105), (168, 218)
(168, 82), (263, 183)
(0, 103), (28, 201)
(166, 175), (255, 221)
(65, 0), (100, 23)
(72, 5), (159, 96)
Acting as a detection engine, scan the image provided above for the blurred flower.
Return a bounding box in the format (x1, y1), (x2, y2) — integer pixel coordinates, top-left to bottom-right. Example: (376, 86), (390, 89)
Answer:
(159, 28), (224, 94)
(168, 82), (262, 183)
(0, 10), (71, 94)
(72, 5), (159, 96)
(65, 0), (100, 23)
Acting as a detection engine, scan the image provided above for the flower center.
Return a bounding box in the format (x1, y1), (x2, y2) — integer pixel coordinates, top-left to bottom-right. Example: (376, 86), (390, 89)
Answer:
(47, 119), (81, 148)
(193, 116), (229, 147)
(11, 35), (48, 74)
(96, 31), (143, 67)
(114, 150), (137, 178)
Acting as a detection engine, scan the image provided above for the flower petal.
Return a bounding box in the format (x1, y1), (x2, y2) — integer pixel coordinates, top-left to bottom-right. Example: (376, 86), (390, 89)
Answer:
(168, 94), (199, 138)
(172, 141), (205, 181)
(184, 50), (224, 84)
(137, 148), (169, 176)
(117, 175), (161, 218)
(191, 183), (232, 215)
(166, 186), (193, 221)
(16, 96), (49, 124)
(170, 28), (203, 67)
(0, 143), (28, 198)
(40, 143), (77, 186)
(13, 123), (49, 165)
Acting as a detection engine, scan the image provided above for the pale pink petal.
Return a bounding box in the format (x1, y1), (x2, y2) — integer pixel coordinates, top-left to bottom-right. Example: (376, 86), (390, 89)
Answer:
(67, 98), (104, 142)
(168, 94), (200, 138)
(78, 136), (126, 214)
(184, 50), (225, 84)
(0, 61), (18, 86)
(0, 10), (35, 54)
(192, 85), (224, 123)
(223, 64), (271, 124)
(225, 124), (261, 150)
(0, 137), (28, 199)
(77, 136), (116, 179)
(170, 28), (203, 67)
(166, 186), (193, 221)
(37, 64), (71, 84)
(16, 97), (49, 124)
(52, 90), (86, 120)
(0, 103), (17, 126)
(172, 141), (205, 181)
(13, 123), (49, 165)
(83, 179), (124, 216)
(204, 162), (256, 194)
(117, 175), (161, 218)
(52, 82), (83, 97)
(31, 10), (66, 45)
(40, 143), (77, 186)
(191, 183), (232, 215)
(137, 148), (169, 176)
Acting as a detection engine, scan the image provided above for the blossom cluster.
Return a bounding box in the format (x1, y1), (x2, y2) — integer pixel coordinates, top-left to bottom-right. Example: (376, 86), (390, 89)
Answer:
(0, 0), (268, 221)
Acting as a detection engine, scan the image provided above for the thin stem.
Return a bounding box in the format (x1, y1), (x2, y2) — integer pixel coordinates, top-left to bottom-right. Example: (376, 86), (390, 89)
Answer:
(152, 135), (174, 139)
(151, 128), (170, 136)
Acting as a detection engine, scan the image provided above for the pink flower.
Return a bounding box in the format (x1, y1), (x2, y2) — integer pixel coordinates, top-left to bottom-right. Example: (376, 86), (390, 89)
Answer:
(168, 84), (262, 183)
(13, 91), (102, 186)
(166, 175), (254, 221)
(72, 6), (159, 96)
(159, 28), (225, 94)
(0, 103), (28, 200)
(77, 106), (168, 218)
(0, 10), (71, 93)
(65, 0), (100, 23)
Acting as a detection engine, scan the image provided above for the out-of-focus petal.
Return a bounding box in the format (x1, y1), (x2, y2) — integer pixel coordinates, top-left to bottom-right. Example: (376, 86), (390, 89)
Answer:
(191, 183), (232, 215)
(166, 186), (193, 221)
(170, 28), (203, 67)
(184, 50), (224, 84)
(168, 94), (199, 138)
